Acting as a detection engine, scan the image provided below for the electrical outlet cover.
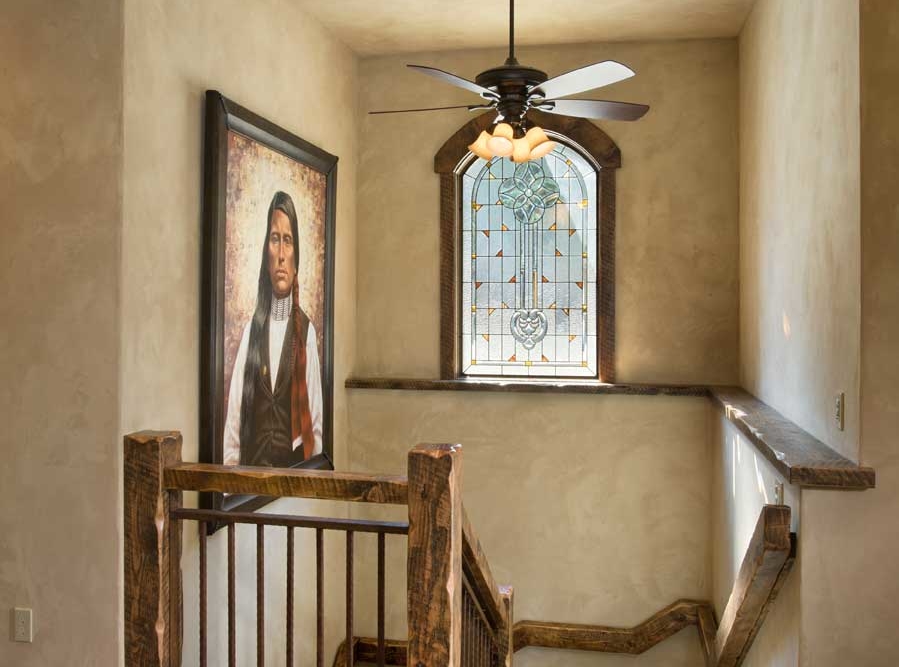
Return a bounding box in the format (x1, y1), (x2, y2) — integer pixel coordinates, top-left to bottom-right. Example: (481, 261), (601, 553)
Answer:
(13, 607), (32, 643)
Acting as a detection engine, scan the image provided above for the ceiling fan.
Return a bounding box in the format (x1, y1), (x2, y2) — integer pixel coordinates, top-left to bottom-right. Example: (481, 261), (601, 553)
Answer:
(370, 0), (649, 162)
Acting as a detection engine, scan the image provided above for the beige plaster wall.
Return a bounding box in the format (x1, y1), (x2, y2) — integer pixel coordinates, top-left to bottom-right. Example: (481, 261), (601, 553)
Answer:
(121, 0), (358, 662)
(0, 0), (123, 665)
(357, 39), (739, 385)
(718, 2), (861, 664)
(348, 391), (712, 667)
(739, 0), (861, 461)
(797, 1), (899, 664)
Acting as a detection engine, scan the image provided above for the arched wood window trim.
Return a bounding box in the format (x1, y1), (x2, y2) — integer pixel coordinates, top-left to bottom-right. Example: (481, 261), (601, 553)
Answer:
(435, 110), (620, 382)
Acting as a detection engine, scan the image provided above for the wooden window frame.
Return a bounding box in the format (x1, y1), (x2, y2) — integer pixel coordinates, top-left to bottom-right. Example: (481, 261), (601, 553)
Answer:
(436, 110), (621, 382)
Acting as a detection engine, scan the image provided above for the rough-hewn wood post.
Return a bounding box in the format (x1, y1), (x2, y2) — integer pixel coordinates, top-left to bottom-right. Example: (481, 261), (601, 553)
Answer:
(498, 586), (515, 667)
(124, 431), (183, 667)
(407, 444), (463, 667)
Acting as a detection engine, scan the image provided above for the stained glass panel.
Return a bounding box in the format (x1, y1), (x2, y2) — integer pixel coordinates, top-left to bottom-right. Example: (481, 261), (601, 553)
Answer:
(461, 143), (599, 378)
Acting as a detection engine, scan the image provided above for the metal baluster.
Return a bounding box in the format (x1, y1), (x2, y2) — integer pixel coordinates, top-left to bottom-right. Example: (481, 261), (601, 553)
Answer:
(257, 524), (265, 667)
(316, 528), (324, 667)
(228, 522), (236, 667)
(377, 532), (386, 667)
(346, 531), (355, 667)
(199, 521), (207, 667)
(286, 527), (294, 667)
(465, 593), (472, 667)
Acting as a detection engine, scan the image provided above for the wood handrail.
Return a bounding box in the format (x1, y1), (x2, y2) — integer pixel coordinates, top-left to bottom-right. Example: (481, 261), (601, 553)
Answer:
(705, 504), (795, 667)
(163, 462), (408, 504)
(513, 599), (713, 655)
(461, 507), (509, 632)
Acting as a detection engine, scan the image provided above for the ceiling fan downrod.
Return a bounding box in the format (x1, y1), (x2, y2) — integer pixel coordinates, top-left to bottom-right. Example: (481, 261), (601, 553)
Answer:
(507, 0), (517, 65)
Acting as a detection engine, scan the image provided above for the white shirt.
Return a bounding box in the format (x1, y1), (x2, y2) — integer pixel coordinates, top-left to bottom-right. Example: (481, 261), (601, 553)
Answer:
(222, 313), (323, 466)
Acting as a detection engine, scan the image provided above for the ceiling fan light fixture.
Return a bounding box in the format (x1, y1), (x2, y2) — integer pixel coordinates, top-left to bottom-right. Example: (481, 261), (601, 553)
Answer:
(511, 137), (531, 162)
(524, 126), (549, 148)
(487, 134), (514, 157)
(524, 126), (555, 160)
(468, 130), (494, 160)
(492, 122), (514, 139)
(528, 139), (556, 160)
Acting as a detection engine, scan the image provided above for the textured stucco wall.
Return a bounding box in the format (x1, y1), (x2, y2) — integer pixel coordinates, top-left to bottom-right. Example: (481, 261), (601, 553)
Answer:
(348, 392), (712, 667)
(798, 1), (899, 664)
(739, 0), (861, 461)
(121, 0), (358, 662)
(357, 39), (739, 385)
(0, 0), (123, 665)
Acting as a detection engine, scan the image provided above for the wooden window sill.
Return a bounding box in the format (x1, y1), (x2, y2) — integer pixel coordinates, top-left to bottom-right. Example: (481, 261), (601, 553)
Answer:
(345, 378), (876, 490)
(345, 377), (708, 396)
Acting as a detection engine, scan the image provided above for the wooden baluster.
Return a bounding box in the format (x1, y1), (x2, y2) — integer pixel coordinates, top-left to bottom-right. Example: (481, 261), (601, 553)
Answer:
(228, 523), (236, 667)
(407, 444), (463, 667)
(124, 430), (183, 667)
(377, 532), (386, 667)
(258, 525), (265, 667)
(316, 528), (324, 667)
(199, 522), (208, 667)
(347, 531), (355, 667)
(286, 527), (294, 667)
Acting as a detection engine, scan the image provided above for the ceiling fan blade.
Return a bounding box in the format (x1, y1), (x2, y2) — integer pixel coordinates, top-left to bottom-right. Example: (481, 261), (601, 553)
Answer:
(533, 60), (635, 100)
(407, 64), (497, 98)
(541, 99), (650, 121)
(369, 104), (490, 115)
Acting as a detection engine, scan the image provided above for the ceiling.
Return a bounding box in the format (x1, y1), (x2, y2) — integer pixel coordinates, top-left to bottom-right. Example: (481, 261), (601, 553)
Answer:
(295, 0), (756, 57)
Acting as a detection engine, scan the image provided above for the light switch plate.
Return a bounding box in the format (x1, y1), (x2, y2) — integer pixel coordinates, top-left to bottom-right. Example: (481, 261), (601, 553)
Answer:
(12, 607), (32, 643)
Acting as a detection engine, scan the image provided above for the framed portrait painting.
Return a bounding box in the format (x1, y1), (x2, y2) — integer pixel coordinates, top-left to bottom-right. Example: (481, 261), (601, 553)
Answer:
(201, 90), (337, 518)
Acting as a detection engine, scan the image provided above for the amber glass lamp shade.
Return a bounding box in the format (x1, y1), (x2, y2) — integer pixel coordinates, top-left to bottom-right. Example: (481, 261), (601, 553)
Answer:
(467, 122), (556, 162)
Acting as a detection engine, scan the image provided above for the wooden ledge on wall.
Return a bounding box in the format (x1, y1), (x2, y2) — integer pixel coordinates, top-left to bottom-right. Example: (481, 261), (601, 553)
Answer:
(710, 387), (875, 490)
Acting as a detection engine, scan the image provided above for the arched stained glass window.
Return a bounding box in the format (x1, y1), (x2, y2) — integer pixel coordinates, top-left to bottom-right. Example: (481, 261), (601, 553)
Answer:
(460, 142), (599, 378)
(436, 112), (618, 382)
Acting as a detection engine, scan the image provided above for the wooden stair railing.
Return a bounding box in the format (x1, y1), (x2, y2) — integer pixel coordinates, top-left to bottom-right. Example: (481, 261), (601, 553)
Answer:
(124, 431), (790, 667)
(330, 504), (795, 667)
(125, 432), (512, 667)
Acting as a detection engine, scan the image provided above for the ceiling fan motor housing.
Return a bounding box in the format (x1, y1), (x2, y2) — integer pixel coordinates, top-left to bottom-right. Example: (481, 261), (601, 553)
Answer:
(476, 61), (548, 129)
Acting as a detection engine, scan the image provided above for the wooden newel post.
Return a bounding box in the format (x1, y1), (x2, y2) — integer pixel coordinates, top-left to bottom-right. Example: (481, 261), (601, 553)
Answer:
(407, 444), (463, 667)
(124, 431), (184, 667)
(498, 586), (514, 667)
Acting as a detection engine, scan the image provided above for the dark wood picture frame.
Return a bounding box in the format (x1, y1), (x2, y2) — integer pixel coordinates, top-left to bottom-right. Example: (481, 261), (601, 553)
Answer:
(435, 110), (620, 382)
(200, 90), (337, 524)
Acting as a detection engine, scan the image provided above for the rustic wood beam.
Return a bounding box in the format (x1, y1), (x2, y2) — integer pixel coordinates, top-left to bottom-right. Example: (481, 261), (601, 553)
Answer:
(714, 505), (793, 667)
(513, 599), (713, 655)
(461, 507), (508, 631)
(163, 462), (408, 504)
(124, 431), (184, 667)
(407, 444), (464, 667)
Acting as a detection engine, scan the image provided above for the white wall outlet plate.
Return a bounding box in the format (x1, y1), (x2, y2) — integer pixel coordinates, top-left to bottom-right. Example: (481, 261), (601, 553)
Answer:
(12, 607), (32, 643)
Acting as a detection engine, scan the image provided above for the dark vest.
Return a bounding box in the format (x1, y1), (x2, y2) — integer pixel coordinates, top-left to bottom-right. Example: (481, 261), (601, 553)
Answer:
(242, 318), (297, 467)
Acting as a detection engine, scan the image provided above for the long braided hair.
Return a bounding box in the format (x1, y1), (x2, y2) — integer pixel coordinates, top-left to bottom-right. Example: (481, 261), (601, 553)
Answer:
(238, 191), (300, 453)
